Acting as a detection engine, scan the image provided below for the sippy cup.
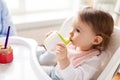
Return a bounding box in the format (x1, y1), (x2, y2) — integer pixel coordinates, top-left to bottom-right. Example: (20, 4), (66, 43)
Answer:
(0, 44), (13, 64)
(44, 31), (70, 54)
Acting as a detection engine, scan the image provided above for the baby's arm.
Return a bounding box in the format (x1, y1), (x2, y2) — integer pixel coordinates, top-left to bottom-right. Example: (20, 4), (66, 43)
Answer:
(55, 56), (101, 80)
(55, 42), (70, 69)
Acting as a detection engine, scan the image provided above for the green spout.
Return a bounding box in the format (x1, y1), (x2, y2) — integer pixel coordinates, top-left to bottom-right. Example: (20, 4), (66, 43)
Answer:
(56, 32), (70, 45)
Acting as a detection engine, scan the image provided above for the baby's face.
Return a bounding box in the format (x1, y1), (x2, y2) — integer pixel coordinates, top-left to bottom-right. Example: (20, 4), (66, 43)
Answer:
(69, 16), (96, 51)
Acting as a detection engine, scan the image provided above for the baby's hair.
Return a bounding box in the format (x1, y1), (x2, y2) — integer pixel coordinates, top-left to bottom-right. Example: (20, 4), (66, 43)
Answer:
(78, 7), (114, 51)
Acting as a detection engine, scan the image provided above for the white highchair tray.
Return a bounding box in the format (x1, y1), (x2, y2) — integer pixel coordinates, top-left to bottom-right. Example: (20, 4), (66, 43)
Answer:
(0, 36), (39, 80)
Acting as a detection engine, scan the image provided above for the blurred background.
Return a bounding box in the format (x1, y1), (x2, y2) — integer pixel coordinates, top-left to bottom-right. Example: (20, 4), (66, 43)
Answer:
(5, 0), (120, 45)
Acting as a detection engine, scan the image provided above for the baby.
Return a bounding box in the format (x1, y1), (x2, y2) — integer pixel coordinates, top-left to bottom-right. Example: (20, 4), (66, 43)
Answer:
(41, 7), (114, 80)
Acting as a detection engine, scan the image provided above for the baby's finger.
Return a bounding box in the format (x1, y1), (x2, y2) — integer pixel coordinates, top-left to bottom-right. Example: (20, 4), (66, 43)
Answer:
(45, 31), (53, 38)
(56, 42), (66, 47)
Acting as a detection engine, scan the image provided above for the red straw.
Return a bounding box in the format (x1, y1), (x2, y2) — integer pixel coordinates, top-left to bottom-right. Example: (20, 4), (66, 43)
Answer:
(4, 26), (10, 49)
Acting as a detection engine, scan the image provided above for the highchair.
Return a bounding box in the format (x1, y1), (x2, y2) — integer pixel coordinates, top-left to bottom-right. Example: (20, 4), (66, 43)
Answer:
(31, 16), (120, 80)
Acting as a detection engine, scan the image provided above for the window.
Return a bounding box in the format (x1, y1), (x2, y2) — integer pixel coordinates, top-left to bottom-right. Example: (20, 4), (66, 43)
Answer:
(4, 0), (74, 30)
(5, 0), (73, 14)
(5, 0), (20, 14)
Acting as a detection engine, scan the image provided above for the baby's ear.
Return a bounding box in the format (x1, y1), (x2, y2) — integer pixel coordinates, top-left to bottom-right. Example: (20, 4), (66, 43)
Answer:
(93, 36), (103, 45)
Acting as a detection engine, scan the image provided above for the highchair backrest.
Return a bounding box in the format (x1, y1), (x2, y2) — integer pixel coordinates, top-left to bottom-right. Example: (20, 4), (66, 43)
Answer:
(59, 16), (120, 80)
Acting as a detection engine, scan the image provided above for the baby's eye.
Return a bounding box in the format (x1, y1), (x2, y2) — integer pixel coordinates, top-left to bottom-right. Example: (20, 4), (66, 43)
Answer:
(76, 29), (80, 33)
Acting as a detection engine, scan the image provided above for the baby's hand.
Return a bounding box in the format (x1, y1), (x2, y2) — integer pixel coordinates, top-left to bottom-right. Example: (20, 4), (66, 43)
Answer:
(45, 31), (56, 38)
(55, 42), (68, 60)
(55, 42), (70, 69)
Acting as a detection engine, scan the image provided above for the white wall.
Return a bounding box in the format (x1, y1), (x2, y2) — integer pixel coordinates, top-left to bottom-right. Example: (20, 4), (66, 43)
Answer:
(17, 25), (60, 45)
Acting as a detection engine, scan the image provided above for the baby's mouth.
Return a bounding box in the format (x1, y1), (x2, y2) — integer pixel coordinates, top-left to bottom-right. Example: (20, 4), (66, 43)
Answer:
(70, 38), (72, 42)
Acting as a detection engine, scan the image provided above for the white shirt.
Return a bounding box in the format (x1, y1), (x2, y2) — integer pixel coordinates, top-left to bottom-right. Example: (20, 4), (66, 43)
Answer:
(55, 56), (101, 80)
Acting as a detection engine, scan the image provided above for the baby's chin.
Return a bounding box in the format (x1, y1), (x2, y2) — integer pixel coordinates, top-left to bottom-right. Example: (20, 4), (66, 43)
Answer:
(69, 42), (75, 47)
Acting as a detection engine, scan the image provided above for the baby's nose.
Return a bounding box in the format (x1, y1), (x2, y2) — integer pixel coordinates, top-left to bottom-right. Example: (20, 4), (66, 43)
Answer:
(69, 30), (73, 36)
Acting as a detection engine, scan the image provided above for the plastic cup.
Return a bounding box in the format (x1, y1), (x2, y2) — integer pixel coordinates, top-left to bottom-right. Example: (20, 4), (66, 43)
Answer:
(0, 44), (13, 64)
(44, 31), (70, 53)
